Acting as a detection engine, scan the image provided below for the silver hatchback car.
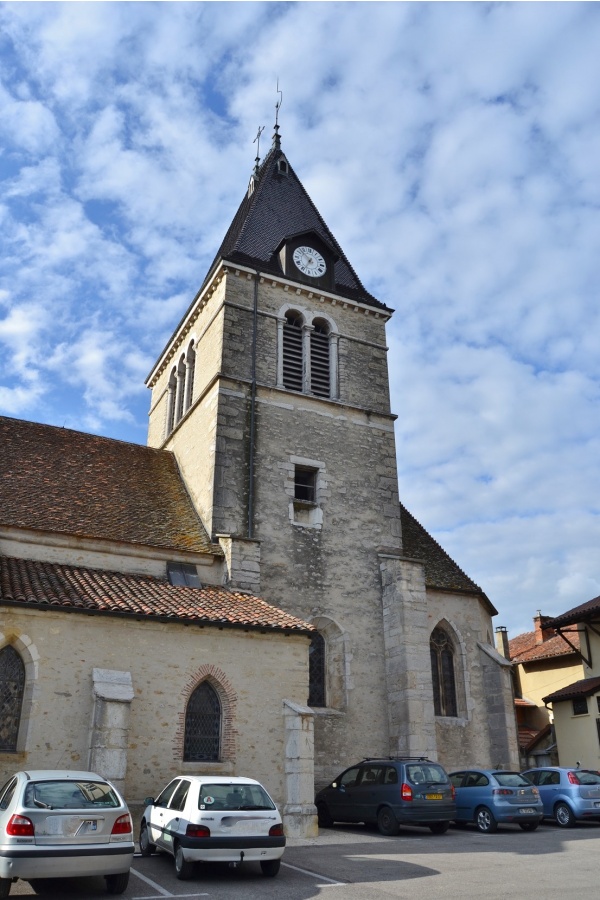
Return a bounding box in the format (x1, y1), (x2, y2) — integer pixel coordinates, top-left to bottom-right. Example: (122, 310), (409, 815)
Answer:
(0, 770), (134, 897)
(521, 767), (600, 826)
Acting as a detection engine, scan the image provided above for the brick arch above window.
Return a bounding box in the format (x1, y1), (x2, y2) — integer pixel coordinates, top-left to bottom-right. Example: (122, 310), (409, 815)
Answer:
(173, 665), (238, 763)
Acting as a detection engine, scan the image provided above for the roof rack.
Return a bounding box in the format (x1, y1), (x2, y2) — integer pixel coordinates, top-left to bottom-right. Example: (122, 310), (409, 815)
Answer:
(361, 756), (430, 762)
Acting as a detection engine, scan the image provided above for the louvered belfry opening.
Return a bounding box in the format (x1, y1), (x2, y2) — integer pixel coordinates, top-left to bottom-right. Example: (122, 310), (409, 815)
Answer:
(183, 681), (221, 761)
(283, 311), (304, 391)
(310, 319), (330, 397)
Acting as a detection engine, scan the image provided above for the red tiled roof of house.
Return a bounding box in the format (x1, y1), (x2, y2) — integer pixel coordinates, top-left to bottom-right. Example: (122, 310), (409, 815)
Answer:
(509, 629), (580, 664)
(547, 595), (600, 628)
(543, 675), (600, 705)
(0, 556), (313, 634)
(0, 416), (218, 556)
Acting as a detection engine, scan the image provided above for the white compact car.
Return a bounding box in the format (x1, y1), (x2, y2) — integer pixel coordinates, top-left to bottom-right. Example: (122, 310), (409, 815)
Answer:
(0, 770), (134, 897)
(140, 775), (285, 879)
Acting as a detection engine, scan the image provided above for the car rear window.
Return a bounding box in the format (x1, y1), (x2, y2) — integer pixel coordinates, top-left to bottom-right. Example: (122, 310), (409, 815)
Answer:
(574, 770), (600, 785)
(198, 783), (275, 811)
(493, 772), (532, 788)
(406, 764), (448, 785)
(23, 780), (121, 810)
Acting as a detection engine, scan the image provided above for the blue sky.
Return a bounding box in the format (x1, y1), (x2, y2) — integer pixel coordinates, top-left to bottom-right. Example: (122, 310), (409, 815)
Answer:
(1, 1), (600, 639)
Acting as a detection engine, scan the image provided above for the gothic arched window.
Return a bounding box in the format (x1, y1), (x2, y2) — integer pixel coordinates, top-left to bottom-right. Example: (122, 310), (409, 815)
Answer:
(430, 627), (458, 717)
(184, 342), (196, 412)
(308, 632), (326, 707)
(282, 311), (304, 392)
(310, 319), (330, 398)
(166, 367), (177, 435)
(183, 681), (221, 761)
(0, 646), (25, 751)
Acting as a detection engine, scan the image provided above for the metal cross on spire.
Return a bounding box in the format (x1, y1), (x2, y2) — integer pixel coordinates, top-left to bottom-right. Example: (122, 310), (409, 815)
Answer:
(273, 80), (283, 149)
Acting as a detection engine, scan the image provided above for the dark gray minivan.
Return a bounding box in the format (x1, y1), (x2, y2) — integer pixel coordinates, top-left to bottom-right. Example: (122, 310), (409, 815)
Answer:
(315, 757), (456, 835)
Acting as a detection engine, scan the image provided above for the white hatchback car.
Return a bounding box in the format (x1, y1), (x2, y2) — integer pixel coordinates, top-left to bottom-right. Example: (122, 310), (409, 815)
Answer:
(140, 775), (285, 879)
(0, 770), (134, 897)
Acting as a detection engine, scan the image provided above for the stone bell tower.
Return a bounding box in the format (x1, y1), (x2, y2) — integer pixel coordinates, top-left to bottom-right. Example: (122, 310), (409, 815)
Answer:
(146, 123), (518, 783)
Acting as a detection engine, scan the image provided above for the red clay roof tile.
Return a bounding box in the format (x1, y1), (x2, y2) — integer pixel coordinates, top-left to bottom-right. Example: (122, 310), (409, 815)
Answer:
(0, 556), (313, 634)
(0, 416), (218, 556)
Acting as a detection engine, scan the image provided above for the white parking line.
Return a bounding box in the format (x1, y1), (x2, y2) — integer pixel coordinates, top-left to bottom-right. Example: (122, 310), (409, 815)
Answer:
(282, 861), (346, 885)
(130, 864), (209, 897)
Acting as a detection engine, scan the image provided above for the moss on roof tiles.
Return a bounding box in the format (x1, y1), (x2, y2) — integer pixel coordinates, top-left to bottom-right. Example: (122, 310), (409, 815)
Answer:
(0, 416), (218, 555)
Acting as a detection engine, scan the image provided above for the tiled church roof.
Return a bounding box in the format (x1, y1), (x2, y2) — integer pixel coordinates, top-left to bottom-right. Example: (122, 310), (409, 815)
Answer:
(400, 504), (496, 614)
(202, 144), (388, 311)
(0, 556), (313, 634)
(0, 416), (218, 556)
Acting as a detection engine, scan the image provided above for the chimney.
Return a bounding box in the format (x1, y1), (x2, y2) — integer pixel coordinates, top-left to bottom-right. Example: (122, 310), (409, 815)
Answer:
(533, 611), (555, 644)
(495, 626), (510, 658)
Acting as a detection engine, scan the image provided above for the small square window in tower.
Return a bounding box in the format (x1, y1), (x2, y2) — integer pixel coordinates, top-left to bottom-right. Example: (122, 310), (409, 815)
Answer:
(294, 466), (317, 505)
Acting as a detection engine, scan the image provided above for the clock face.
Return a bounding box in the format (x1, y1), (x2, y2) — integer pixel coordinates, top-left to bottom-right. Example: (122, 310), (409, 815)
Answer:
(293, 246), (327, 278)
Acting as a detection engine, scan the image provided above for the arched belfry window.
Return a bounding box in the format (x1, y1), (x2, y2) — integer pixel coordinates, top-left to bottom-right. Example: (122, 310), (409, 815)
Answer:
(310, 319), (330, 397)
(308, 632), (326, 707)
(430, 627), (458, 717)
(282, 311), (304, 392)
(184, 342), (196, 412)
(166, 367), (177, 436)
(0, 645), (25, 751)
(184, 681), (221, 761)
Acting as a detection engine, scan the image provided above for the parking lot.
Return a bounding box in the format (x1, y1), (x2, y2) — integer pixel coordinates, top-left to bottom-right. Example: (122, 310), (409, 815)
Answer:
(6, 821), (600, 900)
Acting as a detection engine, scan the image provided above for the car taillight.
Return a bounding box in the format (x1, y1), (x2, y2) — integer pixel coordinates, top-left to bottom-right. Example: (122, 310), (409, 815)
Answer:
(492, 789), (513, 796)
(451, 784), (455, 801)
(269, 823), (284, 836)
(111, 814), (132, 835)
(7, 814), (34, 837)
(401, 783), (413, 801)
(186, 824), (210, 838)
(568, 771), (580, 785)
(531, 787), (539, 796)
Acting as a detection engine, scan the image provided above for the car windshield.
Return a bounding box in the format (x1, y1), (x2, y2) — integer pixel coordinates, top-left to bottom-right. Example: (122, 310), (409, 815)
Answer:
(493, 772), (532, 788)
(406, 764), (448, 785)
(198, 783), (275, 811)
(23, 780), (120, 810)
(573, 770), (600, 785)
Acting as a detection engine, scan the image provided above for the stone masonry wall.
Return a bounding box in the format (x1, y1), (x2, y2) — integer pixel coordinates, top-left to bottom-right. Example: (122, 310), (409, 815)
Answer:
(0, 606), (310, 813)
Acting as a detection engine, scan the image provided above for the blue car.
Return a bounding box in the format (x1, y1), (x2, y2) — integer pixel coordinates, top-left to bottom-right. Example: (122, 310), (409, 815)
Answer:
(449, 769), (543, 833)
(521, 767), (600, 827)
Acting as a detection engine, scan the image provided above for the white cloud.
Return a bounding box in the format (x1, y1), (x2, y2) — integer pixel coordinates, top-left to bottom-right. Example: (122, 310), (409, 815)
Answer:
(0, 1), (599, 637)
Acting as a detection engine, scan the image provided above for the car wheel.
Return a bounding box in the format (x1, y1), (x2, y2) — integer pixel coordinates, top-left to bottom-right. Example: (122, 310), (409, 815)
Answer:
(317, 802), (334, 827)
(0, 877), (11, 899)
(377, 806), (400, 836)
(519, 821), (539, 831)
(105, 871), (130, 895)
(475, 806), (498, 834)
(139, 822), (155, 857)
(174, 842), (194, 880)
(260, 859), (281, 877)
(555, 802), (576, 828)
(429, 821), (450, 834)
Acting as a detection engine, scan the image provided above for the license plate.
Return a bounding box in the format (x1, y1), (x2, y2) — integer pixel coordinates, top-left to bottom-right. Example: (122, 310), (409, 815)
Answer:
(426, 793), (443, 800)
(519, 808), (536, 815)
(594, 802), (600, 808)
(84, 820), (98, 831)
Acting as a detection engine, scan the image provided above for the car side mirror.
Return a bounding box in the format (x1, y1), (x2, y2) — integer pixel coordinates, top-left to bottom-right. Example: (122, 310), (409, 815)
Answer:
(144, 797), (155, 806)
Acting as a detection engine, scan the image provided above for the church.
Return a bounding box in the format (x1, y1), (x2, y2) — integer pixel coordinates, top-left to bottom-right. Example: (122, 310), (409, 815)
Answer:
(0, 123), (518, 837)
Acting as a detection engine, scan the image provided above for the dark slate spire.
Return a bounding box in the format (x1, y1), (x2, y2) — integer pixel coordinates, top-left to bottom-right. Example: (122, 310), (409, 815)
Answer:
(201, 141), (387, 310)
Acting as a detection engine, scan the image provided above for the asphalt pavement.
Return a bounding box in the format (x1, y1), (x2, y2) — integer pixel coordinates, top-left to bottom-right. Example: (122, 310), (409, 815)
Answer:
(6, 820), (600, 899)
